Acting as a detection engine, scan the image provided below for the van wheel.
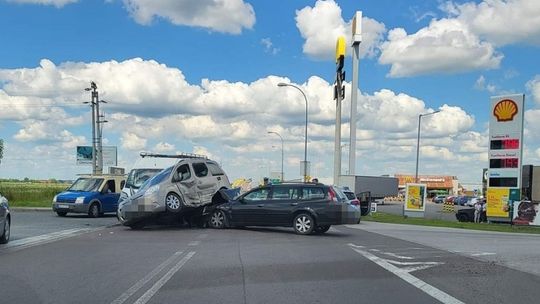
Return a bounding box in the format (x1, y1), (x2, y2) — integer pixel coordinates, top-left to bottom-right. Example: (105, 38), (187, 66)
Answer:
(293, 213), (315, 235)
(56, 211), (68, 217)
(165, 193), (182, 213)
(129, 222), (145, 230)
(88, 203), (100, 218)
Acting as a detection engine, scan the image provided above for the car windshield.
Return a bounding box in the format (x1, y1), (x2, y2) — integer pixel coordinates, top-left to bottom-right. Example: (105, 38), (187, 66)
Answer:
(126, 168), (163, 189)
(67, 178), (103, 192)
(139, 166), (173, 192)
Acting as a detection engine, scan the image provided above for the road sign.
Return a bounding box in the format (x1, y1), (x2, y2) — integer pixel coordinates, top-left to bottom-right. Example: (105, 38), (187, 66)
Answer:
(77, 146), (117, 166)
(487, 94), (525, 219)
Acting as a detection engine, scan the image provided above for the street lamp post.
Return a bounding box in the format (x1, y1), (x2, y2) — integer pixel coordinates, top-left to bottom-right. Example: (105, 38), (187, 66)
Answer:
(415, 110), (441, 183)
(277, 83), (309, 182)
(268, 131), (284, 181)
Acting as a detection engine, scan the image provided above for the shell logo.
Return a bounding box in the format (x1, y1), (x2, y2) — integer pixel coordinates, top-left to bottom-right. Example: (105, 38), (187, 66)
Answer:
(493, 99), (518, 122)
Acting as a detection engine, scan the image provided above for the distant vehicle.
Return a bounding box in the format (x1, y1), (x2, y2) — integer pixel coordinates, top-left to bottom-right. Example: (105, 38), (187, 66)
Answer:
(337, 187), (361, 207)
(118, 156), (231, 229)
(454, 196), (470, 206)
(52, 175), (126, 218)
(1, 192), (10, 244)
(456, 206), (486, 222)
(432, 195), (447, 204)
(338, 175), (399, 206)
(206, 183), (361, 235)
(465, 196), (479, 207)
(122, 152), (181, 198)
(446, 196), (455, 203)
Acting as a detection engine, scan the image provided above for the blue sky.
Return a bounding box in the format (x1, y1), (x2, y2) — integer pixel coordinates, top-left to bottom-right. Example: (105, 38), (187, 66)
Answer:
(1, 0), (540, 186)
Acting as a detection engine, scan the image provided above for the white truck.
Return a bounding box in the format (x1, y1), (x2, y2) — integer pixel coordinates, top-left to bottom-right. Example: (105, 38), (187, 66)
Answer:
(338, 175), (399, 215)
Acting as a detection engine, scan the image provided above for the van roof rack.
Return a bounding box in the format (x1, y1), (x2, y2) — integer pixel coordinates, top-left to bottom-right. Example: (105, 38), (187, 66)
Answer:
(139, 151), (208, 159)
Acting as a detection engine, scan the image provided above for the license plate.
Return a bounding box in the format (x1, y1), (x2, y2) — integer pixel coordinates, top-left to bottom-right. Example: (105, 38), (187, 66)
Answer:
(58, 204), (70, 209)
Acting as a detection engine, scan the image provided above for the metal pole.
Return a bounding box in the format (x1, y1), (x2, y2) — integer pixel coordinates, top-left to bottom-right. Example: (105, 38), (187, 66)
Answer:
(95, 90), (103, 175)
(334, 73), (343, 185)
(91, 92), (96, 175)
(349, 42), (360, 175)
(277, 83), (308, 182)
(415, 114), (421, 183)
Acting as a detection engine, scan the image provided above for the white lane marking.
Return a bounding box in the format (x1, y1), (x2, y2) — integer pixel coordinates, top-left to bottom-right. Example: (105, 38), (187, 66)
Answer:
(329, 227), (341, 233)
(348, 244), (465, 304)
(188, 241), (200, 246)
(470, 252), (496, 257)
(369, 249), (381, 252)
(133, 251), (196, 304)
(110, 251), (184, 304)
(380, 251), (414, 260)
(1, 227), (104, 252)
(384, 260), (444, 267)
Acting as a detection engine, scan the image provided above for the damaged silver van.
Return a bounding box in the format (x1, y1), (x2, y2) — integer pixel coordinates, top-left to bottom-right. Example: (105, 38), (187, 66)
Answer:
(117, 155), (231, 229)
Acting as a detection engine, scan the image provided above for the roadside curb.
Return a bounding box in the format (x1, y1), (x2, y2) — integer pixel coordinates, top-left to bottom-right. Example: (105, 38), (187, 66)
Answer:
(11, 207), (51, 212)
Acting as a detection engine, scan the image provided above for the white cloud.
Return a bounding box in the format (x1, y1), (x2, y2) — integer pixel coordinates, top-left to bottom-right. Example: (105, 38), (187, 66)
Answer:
(154, 142), (175, 152)
(260, 38), (280, 55)
(474, 75), (497, 93)
(295, 0), (386, 60)
(13, 121), (85, 148)
(121, 132), (147, 150)
(379, 18), (502, 77)
(526, 75), (540, 104)
(443, 0), (540, 46)
(6, 0), (77, 8)
(122, 0), (255, 34)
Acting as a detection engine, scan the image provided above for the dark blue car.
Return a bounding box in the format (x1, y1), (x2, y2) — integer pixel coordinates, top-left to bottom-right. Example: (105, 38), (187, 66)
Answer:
(52, 175), (126, 218)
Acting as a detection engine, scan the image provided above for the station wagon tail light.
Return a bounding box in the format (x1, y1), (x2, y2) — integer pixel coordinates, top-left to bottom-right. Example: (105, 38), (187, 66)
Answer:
(351, 199), (360, 206)
(328, 187), (339, 203)
(75, 197), (85, 204)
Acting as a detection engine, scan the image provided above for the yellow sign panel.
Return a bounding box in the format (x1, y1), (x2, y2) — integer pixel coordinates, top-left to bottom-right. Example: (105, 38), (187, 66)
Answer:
(405, 184), (426, 211)
(335, 36), (346, 62)
(486, 188), (510, 218)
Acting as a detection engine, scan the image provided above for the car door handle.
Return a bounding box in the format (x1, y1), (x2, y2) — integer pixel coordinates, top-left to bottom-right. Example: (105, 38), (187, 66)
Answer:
(290, 203), (298, 206)
(257, 204), (264, 207)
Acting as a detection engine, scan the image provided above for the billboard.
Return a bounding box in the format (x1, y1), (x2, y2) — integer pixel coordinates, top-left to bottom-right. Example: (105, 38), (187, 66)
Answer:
(76, 146), (117, 166)
(512, 201), (540, 226)
(404, 183), (427, 212)
(487, 94), (525, 219)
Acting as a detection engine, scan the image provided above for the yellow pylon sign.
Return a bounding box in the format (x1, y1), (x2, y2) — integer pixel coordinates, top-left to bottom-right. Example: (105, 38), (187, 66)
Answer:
(442, 201), (455, 213)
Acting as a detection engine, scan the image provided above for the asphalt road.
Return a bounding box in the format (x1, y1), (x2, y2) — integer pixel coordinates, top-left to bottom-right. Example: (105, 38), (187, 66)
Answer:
(2, 212), (540, 304)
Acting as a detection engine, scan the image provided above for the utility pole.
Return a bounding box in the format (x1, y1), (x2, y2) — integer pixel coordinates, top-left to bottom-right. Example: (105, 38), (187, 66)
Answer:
(334, 36), (346, 185)
(84, 82), (107, 175)
(349, 11), (362, 175)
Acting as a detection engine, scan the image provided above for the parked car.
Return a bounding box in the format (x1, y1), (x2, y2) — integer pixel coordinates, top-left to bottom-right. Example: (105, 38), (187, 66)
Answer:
(118, 157), (231, 229)
(456, 206), (486, 222)
(446, 196), (455, 204)
(1, 192), (10, 244)
(454, 196), (470, 206)
(432, 195), (447, 204)
(206, 183), (361, 235)
(338, 187), (361, 207)
(52, 174), (126, 217)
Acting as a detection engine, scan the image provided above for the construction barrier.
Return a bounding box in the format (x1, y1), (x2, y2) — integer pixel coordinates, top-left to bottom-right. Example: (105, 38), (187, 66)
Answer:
(442, 201), (455, 213)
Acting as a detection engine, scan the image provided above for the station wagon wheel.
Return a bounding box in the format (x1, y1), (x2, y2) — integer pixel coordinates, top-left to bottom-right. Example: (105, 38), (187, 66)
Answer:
(88, 203), (100, 218)
(209, 210), (226, 229)
(293, 213), (315, 235)
(165, 193), (182, 213)
(314, 225), (331, 234)
(0, 217), (10, 244)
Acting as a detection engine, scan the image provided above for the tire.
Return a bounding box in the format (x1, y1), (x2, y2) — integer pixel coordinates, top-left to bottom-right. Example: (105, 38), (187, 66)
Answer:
(314, 225), (331, 234)
(88, 203), (100, 218)
(209, 210), (226, 229)
(293, 213), (315, 235)
(56, 211), (68, 217)
(165, 193), (183, 213)
(0, 217), (10, 244)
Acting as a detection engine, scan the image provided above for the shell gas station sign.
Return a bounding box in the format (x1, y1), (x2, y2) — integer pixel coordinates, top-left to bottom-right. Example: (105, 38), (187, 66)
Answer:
(487, 94), (525, 220)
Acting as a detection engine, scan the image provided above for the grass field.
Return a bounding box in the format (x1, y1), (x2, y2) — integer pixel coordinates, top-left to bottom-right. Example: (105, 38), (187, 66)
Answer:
(0, 181), (69, 207)
(364, 212), (540, 234)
